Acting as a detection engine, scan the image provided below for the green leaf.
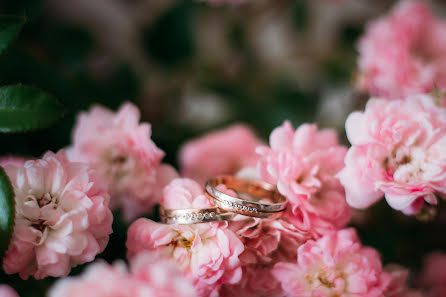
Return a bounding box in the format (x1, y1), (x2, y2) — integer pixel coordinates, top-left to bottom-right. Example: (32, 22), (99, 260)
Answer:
(0, 15), (25, 55)
(0, 85), (66, 133)
(0, 166), (14, 263)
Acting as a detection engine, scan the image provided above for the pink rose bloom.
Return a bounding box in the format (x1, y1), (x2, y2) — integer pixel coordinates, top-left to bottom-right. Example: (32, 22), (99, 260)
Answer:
(272, 228), (392, 297)
(127, 178), (244, 297)
(219, 213), (313, 297)
(229, 217), (311, 265)
(68, 102), (177, 221)
(220, 265), (283, 297)
(257, 121), (351, 235)
(357, 0), (446, 99)
(2, 150), (113, 279)
(48, 252), (196, 297)
(179, 124), (260, 185)
(338, 94), (446, 214)
(418, 252), (446, 297)
(219, 214), (312, 296)
(0, 285), (19, 297)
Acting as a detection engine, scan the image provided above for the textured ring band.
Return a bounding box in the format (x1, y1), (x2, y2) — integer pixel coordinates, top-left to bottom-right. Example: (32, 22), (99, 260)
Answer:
(205, 176), (287, 218)
(159, 206), (235, 224)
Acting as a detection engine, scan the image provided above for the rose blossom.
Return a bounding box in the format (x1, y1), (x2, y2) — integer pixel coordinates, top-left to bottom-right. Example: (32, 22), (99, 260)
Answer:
(127, 178), (244, 297)
(338, 94), (446, 215)
(272, 228), (392, 297)
(357, 0), (446, 99)
(220, 217), (312, 297)
(256, 121), (351, 236)
(418, 252), (446, 297)
(2, 150), (113, 280)
(0, 285), (19, 297)
(179, 124), (260, 185)
(48, 252), (196, 297)
(68, 102), (177, 221)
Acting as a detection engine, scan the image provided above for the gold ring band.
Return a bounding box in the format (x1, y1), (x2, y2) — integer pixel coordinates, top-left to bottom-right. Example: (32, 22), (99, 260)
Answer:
(205, 176), (287, 218)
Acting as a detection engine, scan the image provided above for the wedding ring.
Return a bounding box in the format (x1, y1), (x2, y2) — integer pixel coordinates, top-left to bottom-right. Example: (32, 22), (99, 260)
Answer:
(159, 206), (235, 224)
(205, 176), (287, 218)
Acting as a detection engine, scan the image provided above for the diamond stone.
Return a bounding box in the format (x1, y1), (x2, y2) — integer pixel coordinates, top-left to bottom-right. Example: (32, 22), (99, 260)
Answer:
(197, 213), (204, 220)
(204, 213), (210, 219)
(210, 212), (215, 217)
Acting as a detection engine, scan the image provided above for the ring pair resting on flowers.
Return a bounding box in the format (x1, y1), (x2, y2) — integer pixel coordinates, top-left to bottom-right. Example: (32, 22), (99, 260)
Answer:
(160, 175), (288, 224)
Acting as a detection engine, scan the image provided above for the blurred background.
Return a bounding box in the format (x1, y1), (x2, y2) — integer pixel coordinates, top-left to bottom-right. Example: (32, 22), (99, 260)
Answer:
(1, 0), (446, 295)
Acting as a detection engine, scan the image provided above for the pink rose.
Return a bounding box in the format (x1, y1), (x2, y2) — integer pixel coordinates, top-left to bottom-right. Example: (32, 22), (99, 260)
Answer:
(418, 252), (446, 297)
(272, 228), (392, 297)
(256, 121), (351, 235)
(48, 252), (196, 297)
(179, 124), (260, 185)
(220, 217), (312, 297)
(339, 94), (446, 214)
(127, 178), (244, 297)
(229, 217), (311, 265)
(0, 285), (19, 297)
(220, 265), (283, 297)
(357, 0), (446, 99)
(68, 102), (178, 221)
(2, 150), (113, 279)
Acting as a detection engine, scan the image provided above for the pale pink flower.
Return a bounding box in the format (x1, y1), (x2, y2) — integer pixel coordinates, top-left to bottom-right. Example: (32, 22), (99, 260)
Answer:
(2, 150), (113, 280)
(339, 94), (446, 214)
(229, 217), (311, 265)
(357, 0), (446, 99)
(418, 252), (446, 297)
(179, 124), (260, 185)
(68, 102), (177, 221)
(127, 178), (244, 297)
(220, 217), (312, 297)
(272, 228), (392, 297)
(48, 252), (196, 297)
(0, 285), (19, 297)
(220, 265), (283, 297)
(256, 121), (351, 236)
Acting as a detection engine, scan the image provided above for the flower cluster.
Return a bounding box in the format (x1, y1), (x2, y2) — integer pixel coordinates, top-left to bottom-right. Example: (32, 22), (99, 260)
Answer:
(68, 103), (178, 222)
(2, 1), (446, 296)
(339, 94), (446, 215)
(256, 121), (352, 235)
(357, 0), (446, 99)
